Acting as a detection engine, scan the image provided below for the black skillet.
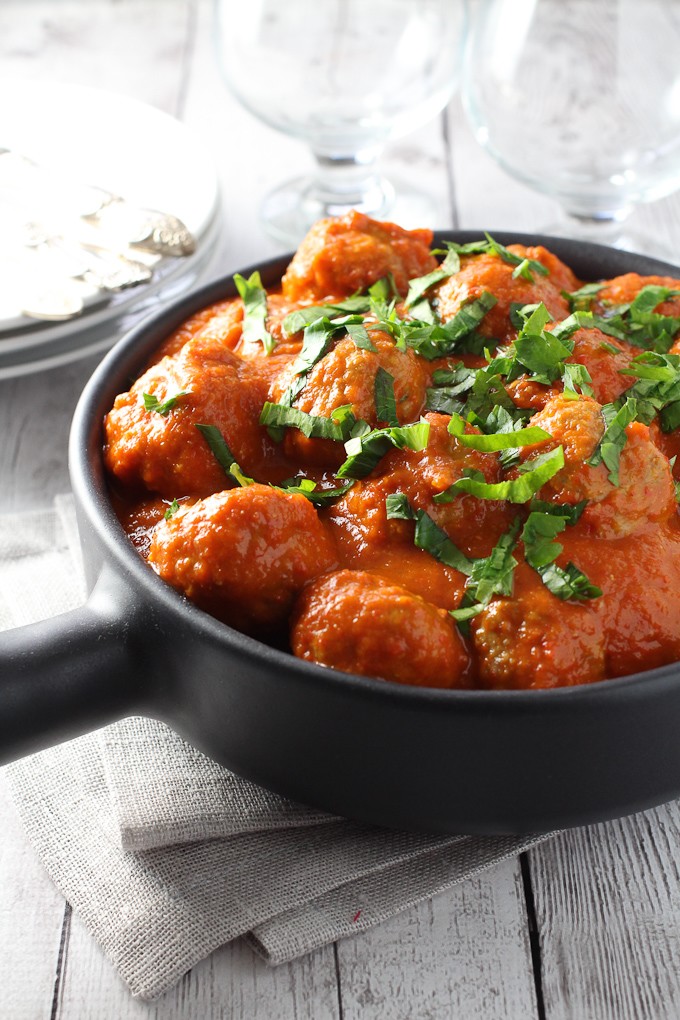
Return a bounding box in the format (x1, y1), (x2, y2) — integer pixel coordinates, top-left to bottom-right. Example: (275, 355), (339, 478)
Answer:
(2, 232), (680, 835)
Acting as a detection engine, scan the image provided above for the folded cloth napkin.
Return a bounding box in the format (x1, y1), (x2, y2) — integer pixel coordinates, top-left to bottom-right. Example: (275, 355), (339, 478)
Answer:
(0, 497), (551, 1000)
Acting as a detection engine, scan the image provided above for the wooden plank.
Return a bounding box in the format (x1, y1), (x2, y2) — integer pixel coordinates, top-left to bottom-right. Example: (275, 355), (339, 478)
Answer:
(530, 803), (680, 1020)
(336, 858), (538, 1020)
(0, 775), (68, 1020)
(57, 913), (340, 1020)
(0, 0), (190, 112)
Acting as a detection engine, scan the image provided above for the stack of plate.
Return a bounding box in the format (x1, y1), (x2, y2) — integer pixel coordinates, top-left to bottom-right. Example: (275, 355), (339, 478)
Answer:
(0, 81), (222, 378)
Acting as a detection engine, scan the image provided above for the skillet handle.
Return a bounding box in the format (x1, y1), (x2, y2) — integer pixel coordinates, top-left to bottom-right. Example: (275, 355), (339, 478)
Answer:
(0, 567), (149, 765)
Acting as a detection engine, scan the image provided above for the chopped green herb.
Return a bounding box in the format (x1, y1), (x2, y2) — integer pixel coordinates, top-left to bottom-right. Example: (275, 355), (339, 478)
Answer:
(259, 401), (357, 442)
(143, 390), (186, 416)
(196, 423), (255, 486)
(564, 282), (604, 312)
(337, 419), (430, 479)
(447, 412), (550, 451)
(164, 498), (180, 520)
(233, 271), (275, 354)
(385, 492), (416, 520)
(434, 446), (565, 505)
(588, 397), (638, 486)
(279, 477), (354, 507)
(374, 367), (399, 427)
(537, 561), (603, 601)
(404, 247), (460, 308)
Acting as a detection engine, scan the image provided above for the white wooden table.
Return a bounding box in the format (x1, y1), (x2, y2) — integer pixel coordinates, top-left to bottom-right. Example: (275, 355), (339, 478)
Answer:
(3, 2), (680, 1017)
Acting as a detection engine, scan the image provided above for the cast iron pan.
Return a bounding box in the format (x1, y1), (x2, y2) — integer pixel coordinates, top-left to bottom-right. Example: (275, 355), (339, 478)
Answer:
(2, 232), (680, 835)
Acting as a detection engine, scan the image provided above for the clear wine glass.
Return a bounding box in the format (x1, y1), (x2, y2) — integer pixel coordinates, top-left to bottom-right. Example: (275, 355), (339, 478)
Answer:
(214, 0), (468, 245)
(462, 0), (680, 255)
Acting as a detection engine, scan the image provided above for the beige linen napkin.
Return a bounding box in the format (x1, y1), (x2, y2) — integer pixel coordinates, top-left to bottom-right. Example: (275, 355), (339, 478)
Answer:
(0, 498), (550, 1000)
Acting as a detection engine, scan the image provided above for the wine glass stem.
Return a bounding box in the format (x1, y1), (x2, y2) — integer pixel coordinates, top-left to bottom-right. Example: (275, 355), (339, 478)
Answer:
(303, 151), (395, 219)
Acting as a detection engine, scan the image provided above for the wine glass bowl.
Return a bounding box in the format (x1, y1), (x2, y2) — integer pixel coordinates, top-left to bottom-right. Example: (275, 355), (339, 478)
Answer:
(214, 0), (467, 244)
(462, 0), (680, 250)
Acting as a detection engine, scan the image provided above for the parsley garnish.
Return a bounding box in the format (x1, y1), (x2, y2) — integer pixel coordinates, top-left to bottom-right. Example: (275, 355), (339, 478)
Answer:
(404, 247), (461, 308)
(618, 352), (680, 430)
(374, 367), (399, 427)
(233, 271), (275, 355)
(337, 419), (430, 479)
(588, 397), (638, 486)
(259, 402), (358, 442)
(447, 411), (550, 452)
(434, 446), (565, 505)
(164, 498), (180, 520)
(521, 508), (601, 601)
(195, 423), (255, 486)
(278, 477), (354, 507)
(143, 390), (186, 416)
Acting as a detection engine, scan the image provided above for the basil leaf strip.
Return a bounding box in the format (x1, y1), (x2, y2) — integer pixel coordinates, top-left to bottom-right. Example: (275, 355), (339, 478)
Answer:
(537, 562), (603, 601)
(282, 297), (372, 336)
(164, 498), (180, 520)
(279, 477), (354, 507)
(196, 424), (255, 486)
(337, 420), (430, 479)
(588, 397), (638, 486)
(259, 402), (356, 441)
(143, 390), (186, 416)
(374, 367), (399, 427)
(233, 271), (275, 355)
(404, 247), (460, 308)
(385, 492), (416, 520)
(434, 446), (565, 504)
(447, 412), (550, 451)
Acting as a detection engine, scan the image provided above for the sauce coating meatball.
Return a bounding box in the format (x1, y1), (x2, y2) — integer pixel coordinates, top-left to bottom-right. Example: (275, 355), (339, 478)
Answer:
(435, 246), (573, 343)
(291, 569), (470, 688)
(104, 334), (279, 499)
(520, 395), (676, 538)
(281, 210), (436, 301)
(148, 484), (337, 632)
(471, 564), (606, 690)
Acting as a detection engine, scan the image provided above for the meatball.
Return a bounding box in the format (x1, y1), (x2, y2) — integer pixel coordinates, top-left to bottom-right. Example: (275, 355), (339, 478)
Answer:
(565, 327), (637, 405)
(148, 484), (337, 632)
(281, 211), (437, 302)
(291, 569), (470, 688)
(435, 245), (573, 344)
(104, 334), (275, 499)
(268, 330), (429, 469)
(151, 299), (240, 362)
(471, 564), (606, 689)
(328, 413), (515, 560)
(520, 395), (676, 538)
(597, 273), (680, 318)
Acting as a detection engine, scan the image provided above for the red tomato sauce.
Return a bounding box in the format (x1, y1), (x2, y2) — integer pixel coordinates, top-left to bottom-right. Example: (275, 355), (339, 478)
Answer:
(103, 211), (680, 690)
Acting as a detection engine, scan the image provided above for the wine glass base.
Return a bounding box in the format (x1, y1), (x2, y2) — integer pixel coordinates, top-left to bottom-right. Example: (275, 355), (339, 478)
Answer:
(260, 174), (444, 247)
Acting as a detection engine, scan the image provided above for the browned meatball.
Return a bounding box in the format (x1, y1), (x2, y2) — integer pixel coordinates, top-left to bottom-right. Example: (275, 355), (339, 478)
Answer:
(471, 564), (606, 689)
(520, 394), (676, 538)
(291, 569), (470, 688)
(269, 330), (429, 469)
(597, 273), (680, 318)
(565, 327), (637, 405)
(148, 484), (337, 632)
(281, 211), (437, 301)
(435, 246), (573, 343)
(328, 413), (515, 561)
(104, 334), (276, 499)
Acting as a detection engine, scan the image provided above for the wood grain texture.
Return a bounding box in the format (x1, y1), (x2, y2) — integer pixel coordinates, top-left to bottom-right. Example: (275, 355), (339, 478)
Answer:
(336, 859), (538, 1020)
(530, 804), (680, 1020)
(0, 776), (67, 1020)
(58, 913), (340, 1020)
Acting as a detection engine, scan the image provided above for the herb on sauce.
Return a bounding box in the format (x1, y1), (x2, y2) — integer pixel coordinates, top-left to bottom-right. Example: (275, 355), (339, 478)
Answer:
(374, 367), (399, 427)
(588, 397), (638, 486)
(521, 509), (601, 601)
(233, 271), (275, 355)
(164, 498), (180, 520)
(447, 411), (551, 452)
(143, 391), (186, 416)
(195, 423), (255, 486)
(433, 446), (565, 505)
(338, 419), (430, 479)
(259, 401), (357, 442)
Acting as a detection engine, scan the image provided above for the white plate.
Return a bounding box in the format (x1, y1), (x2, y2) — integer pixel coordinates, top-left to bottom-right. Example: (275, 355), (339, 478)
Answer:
(0, 80), (221, 376)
